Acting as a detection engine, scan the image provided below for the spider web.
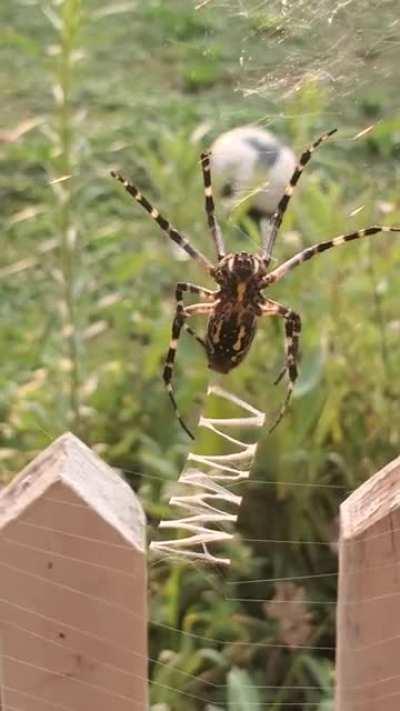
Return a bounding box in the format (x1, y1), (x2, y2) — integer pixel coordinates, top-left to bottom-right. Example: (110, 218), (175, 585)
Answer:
(199, 0), (400, 120)
(149, 0), (400, 567)
(2, 1), (400, 708)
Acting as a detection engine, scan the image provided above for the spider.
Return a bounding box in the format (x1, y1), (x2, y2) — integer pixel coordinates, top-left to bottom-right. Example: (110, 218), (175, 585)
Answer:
(111, 129), (400, 439)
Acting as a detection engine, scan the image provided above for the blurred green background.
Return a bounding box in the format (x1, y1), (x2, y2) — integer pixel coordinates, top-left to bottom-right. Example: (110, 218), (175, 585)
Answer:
(1, 0), (400, 708)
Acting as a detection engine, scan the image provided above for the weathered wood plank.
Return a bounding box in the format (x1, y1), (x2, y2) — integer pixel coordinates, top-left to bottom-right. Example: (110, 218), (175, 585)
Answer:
(336, 454), (400, 710)
(0, 432), (147, 711)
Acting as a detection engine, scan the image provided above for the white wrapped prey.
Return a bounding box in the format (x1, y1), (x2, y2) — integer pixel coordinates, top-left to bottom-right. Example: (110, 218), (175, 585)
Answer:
(210, 125), (296, 218)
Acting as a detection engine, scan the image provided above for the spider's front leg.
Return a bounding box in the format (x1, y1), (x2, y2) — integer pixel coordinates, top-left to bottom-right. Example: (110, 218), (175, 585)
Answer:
(200, 151), (226, 261)
(262, 299), (302, 432)
(163, 282), (218, 439)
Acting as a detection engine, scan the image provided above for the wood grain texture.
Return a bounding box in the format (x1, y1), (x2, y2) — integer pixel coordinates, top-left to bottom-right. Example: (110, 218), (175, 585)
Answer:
(336, 454), (400, 710)
(0, 432), (147, 711)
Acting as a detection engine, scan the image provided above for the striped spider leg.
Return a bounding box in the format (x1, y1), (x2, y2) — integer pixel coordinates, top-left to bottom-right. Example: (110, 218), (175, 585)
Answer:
(200, 151), (226, 261)
(263, 225), (400, 287)
(260, 128), (337, 266)
(261, 299), (302, 432)
(256, 129), (336, 427)
(257, 129), (400, 430)
(112, 131), (400, 440)
(111, 169), (222, 436)
(260, 225), (400, 428)
(110, 171), (215, 275)
(163, 283), (218, 439)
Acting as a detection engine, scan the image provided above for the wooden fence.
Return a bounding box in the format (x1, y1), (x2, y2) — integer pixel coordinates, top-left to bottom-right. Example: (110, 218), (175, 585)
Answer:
(0, 433), (147, 711)
(0, 432), (399, 709)
(336, 454), (400, 710)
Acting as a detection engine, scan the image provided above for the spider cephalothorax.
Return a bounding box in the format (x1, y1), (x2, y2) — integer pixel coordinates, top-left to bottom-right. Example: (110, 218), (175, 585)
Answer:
(215, 252), (267, 284)
(112, 130), (400, 439)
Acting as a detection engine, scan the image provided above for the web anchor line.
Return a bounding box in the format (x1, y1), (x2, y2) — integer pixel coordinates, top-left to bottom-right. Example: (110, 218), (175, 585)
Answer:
(149, 385), (266, 565)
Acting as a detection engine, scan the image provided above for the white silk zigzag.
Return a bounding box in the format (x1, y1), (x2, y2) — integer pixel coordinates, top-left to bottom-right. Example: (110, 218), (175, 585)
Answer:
(149, 385), (265, 565)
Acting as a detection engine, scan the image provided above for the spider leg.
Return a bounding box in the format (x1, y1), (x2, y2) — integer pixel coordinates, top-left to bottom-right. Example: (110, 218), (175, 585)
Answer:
(262, 299), (302, 433)
(175, 281), (217, 305)
(177, 282), (217, 348)
(262, 225), (400, 287)
(200, 152), (226, 261)
(180, 282), (215, 349)
(163, 283), (217, 439)
(111, 171), (215, 274)
(184, 324), (207, 350)
(260, 128), (337, 265)
(273, 364), (287, 386)
(163, 312), (195, 439)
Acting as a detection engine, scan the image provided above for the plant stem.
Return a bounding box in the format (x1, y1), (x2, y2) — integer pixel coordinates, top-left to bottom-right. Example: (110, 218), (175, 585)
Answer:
(52, 0), (83, 431)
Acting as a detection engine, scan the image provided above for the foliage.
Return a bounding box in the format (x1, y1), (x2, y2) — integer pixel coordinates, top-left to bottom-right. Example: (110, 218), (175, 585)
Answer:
(1, 0), (400, 709)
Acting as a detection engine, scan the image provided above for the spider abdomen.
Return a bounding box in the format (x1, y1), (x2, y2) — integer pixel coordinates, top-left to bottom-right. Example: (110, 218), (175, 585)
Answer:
(206, 303), (258, 373)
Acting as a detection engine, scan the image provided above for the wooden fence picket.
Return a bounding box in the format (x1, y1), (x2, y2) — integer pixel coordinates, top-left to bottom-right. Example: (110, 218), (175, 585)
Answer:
(336, 454), (400, 710)
(0, 432), (147, 711)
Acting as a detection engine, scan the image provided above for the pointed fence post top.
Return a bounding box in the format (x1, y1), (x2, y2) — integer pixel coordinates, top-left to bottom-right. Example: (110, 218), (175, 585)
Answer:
(340, 452), (400, 540)
(0, 431), (146, 551)
(0, 432), (148, 710)
(336, 452), (400, 711)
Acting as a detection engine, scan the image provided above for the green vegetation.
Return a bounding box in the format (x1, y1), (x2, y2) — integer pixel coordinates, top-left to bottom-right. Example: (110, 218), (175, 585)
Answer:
(1, 0), (400, 708)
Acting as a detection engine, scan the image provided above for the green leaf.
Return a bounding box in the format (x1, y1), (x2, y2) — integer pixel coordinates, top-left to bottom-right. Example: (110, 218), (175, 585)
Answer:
(227, 667), (262, 711)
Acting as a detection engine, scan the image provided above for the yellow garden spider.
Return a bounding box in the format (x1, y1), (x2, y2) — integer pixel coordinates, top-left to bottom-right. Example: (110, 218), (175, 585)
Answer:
(112, 129), (400, 439)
